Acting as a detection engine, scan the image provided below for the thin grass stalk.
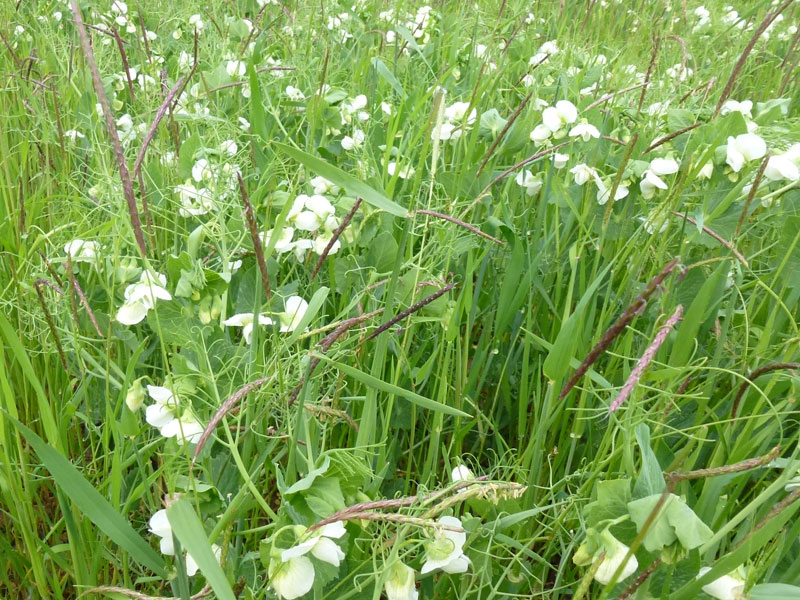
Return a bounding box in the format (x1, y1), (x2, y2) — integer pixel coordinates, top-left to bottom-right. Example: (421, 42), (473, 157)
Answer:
(310, 197), (362, 282)
(461, 140), (573, 218)
(288, 308), (384, 405)
(734, 154), (769, 242)
(637, 36), (660, 111)
(64, 257), (104, 337)
(236, 172), (271, 300)
(584, 82), (648, 112)
(476, 90), (533, 176)
(602, 133), (638, 228)
(616, 559), (661, 600)
(672, 211), (748, 266)
(133, 77), (185, 177)
(71, 0), (147, 257)
(366, 282), (455, 341)
(731, 487), (800, 552)
(559, 257), (681, 401)
(643, 123), (701, 154)
(78, 584), (212, 600)
(713, 0), (795, 117)
(415, 209), (505, 246)
(33, 282), (68, 371)
(110, 25), (135, 103)
(191, 377), (271, 465)
(777, 51), (800, 98)
(609, 304), (684, 413)
(666, 445), (780, 482)
(136, 7), (152, 63)
(731, 362), (800, 419)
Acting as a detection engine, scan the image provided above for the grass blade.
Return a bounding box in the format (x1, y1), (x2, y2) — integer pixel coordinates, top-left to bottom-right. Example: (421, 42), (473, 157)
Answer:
(6, 416), (167, 577)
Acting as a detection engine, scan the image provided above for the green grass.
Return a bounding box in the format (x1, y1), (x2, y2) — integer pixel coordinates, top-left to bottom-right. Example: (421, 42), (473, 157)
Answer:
(1, 0), (799, 598)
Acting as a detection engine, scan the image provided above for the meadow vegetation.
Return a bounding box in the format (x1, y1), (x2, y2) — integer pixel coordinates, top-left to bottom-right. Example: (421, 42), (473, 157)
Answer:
(1, 0), (800, 598)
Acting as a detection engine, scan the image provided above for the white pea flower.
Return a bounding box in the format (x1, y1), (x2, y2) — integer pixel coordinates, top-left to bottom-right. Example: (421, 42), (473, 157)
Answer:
(291, 239), (314, 261)
(268, 522), (346, 599)
(148, 508), (176, 555)
(281, 521), (347, 567)
(450, 465), (475, 482)
(381, 101), (392, 115)
(191, 158), (212, 183)
(698, 161), (714, 179)
(432, 101), (477, 141)
(639, 170), (669, 199)
(596, 179), (629, 206)
(764, 154), (799, 182)
(64, 239), (99, 265)
(189, 14), (204, 32)
(149, 509), (220, 574)
(515, 170), (543, 196)
(725, 134), (766, 172)
(309, 176), (340, 196)
(340, 94), (368, 125)
(649, 157), (680, 176)
(144, 385), (178, 431)
(116, 271), (172, 325)
(720, 99), (753, 119)
(443, 101), (476, 124)
(570, 163), (596, 186)
(159, 412), (204, 445)
(421, 516), (471, 574)
(384, 562), (418, 600)
(573, 529), (638, 585)
(541, 100), (578, 135)
(222, 313), (274, 344)
(176, 182), (215, 217)
(125, 378), (146, 412)
(313, 229), (341, 256)
(697, 567), (746, 600)
(64, 129), (85, 142)
(226, 60), (246, 78)
(341, 129), (365, 150)
(289, 194), (335, 232)
(263, 227), (296, 254)
(387, 162), (415, 179)
(530, 123), (552, 144)
(593, 535), (638, 585)
(277, 296), (309, 332)
(285, 86), (305, 101)
(568, 122), (600, 142)
(553, 153), (569, 169)
(220, 140), (237, 156)
(268, 555), (314, 600)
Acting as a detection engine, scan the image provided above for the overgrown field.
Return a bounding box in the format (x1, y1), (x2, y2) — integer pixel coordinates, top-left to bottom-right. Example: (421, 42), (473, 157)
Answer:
(1, 0), (800, 598)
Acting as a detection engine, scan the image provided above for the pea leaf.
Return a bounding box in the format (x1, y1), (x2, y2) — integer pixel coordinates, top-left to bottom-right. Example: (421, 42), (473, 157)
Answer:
(627, 493), (713, 552)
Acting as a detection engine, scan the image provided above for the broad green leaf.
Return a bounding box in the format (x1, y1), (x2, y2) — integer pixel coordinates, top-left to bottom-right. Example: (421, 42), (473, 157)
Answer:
(284, 456), (331, 495)
(167, 499), (235, 600)
(633, 424), (665, 498)
(304, 476), (346, 517)
(627, 493), (713, 552)
(312, 353), (471, 418)
(7, 416), (166, 576)
(275, 142), (408, 217)
(584, 479), (632, 527)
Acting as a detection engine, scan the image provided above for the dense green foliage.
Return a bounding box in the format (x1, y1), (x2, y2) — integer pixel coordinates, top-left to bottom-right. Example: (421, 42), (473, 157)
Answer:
(1, 0), (799, 598)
